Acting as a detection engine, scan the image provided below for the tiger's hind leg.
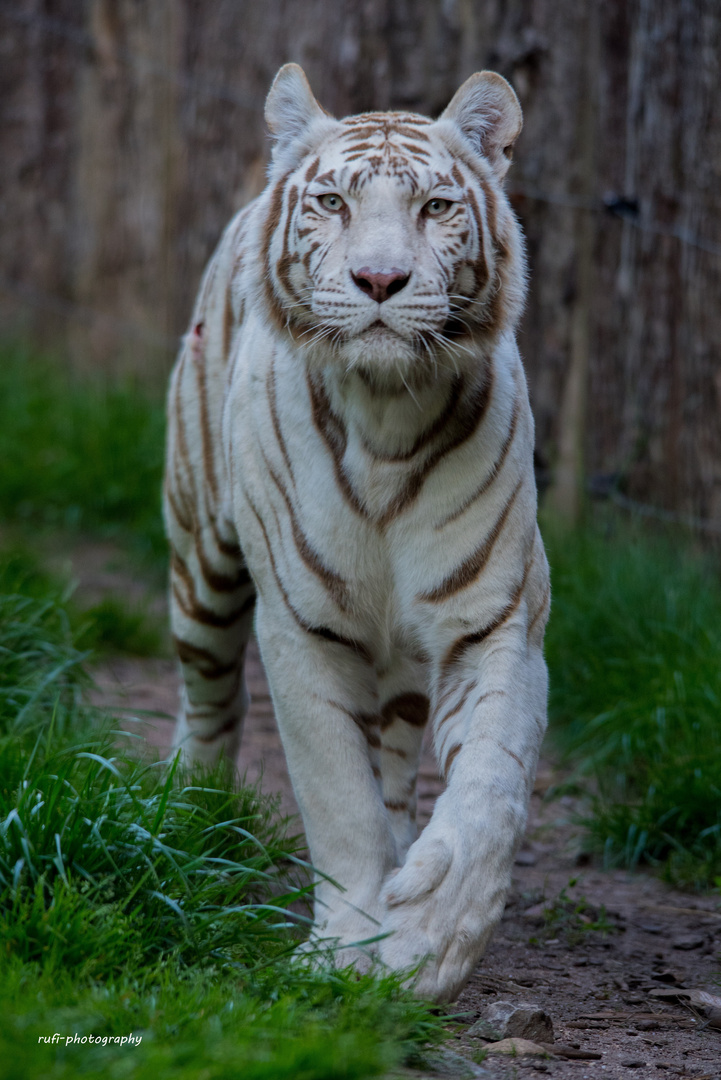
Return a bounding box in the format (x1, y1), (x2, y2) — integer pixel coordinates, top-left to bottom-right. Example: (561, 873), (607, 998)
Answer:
(168, 521), (256, 768)
(377, 663), (431, 862)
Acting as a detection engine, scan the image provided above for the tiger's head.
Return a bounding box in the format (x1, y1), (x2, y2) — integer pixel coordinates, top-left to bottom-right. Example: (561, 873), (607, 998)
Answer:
(259, 64), (526, 388)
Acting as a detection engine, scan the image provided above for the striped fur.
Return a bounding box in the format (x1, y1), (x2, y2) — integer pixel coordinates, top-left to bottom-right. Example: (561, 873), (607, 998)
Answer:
(164, 64), (550, 1002)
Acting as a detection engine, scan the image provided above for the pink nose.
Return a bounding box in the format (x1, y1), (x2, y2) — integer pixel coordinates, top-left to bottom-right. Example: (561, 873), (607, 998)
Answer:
(351, 266), (410, 304)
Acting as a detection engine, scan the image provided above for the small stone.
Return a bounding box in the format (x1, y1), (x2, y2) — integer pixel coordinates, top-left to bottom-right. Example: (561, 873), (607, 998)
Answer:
(671, 934), (704, 950)
(422, 1049), (490, 1078)
(523, 902), (549, 920)
(635, 1020), (662, 1032)
(515, 850), (537, 866)
(469, 1001), (555, 1044)
(620, 1060), (646, 1069)
(486, 1038), (550, 1056)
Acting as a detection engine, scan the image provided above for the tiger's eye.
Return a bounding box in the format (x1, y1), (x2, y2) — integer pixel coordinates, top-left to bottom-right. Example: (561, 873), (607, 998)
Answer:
(424, 198), (452, 216)
(319, 193), (346, 212)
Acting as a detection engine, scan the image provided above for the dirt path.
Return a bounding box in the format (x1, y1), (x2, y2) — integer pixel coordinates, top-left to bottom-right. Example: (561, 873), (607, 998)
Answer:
(81, 548), (720, 1080)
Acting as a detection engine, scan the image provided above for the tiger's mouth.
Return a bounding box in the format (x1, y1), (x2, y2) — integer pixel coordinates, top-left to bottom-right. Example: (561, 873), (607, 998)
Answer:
(362, 319), (409, 341)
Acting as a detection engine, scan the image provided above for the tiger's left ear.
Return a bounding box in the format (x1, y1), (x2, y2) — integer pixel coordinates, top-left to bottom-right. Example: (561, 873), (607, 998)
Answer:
(265, 64), (335, 169)
(439, 71), (522, 182)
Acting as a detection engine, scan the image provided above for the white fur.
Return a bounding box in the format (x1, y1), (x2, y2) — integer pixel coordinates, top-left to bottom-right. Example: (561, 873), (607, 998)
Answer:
(165, 66), (549, 1003)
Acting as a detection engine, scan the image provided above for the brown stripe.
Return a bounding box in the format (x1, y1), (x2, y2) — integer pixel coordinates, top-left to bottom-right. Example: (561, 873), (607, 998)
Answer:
(435, 683), (472, 730)
(436, 394), (520, 529)
(195, 713), (239, 744)
(419, 477), (524, 603)
(200, 479), (242, 562)
(266, 357), (296, 486)
(451, 163), (465, 188)
(222, 283), (234, 359)
(210, 518), (242, 560)
(172, 636), (237, 680)
(193, 329), (219, 505)
(476, 244), (509, 334)
(329, 701), (381, 747)
(480, 175), (499, 241)
(400, 142), (430, 157)
(172, 567), (254, 630)
(378, 364), (494, 525)
(389, 122), (431, 141)
(172, 366), (197, 500)
(526, 582), (551, 643)
(473, 688), (507, 710)
(246, 494), (372, 664)
(276, 184), (300, 300)
(361, 375), (464, 463)
(466, 186), (489, 294)
(341, 141), (375, 154)
(165, 481), (193, 534)
(304, 157), (320, 182)
(441, 554), (534, 676)
(306, 371), (368, 518)
(384, 800), (409, 812)
(176, 382), (244, 578)
(361, 721), (382, 749)
(381, 745), (408, 759)
(261, 447), (349, 610)
(380, 692), (430, 731)
(194, 532), (252, 593)
(262, 171), (294, 330)
(443, 741), (462, 781)
(186, 665), (244, 713)
(498, 742), (526, 773)
(314, 169), (337, 186)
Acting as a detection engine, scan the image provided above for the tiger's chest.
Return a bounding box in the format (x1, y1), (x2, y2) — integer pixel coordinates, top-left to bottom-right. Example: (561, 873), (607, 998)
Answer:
(221, 317), (527, 652)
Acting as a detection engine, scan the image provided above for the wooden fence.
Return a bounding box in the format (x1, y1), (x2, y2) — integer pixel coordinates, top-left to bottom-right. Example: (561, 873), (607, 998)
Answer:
(1, 0), (720, 526)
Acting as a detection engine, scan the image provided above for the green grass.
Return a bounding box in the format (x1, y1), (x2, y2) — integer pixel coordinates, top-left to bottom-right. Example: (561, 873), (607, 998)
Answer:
(544, 515), (721, 887)
(525, 878), (616, 947)
(2, 339), (719, 1073)
(0, 545), (164, 657)
(0, 560), (448, 1078)
(76, 595), (164, 657)
(0, 342), (166, 563)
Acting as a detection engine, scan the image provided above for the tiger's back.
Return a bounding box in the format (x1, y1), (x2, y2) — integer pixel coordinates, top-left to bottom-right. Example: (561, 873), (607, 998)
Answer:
(165, 64), (550, 1003)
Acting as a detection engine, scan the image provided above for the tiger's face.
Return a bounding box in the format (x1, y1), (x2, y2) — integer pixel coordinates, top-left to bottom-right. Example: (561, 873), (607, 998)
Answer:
(261, 67), (526, 386)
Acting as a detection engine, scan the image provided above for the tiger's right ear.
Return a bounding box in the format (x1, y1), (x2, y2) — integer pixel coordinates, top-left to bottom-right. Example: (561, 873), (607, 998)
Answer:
(265, 65), (335, 168)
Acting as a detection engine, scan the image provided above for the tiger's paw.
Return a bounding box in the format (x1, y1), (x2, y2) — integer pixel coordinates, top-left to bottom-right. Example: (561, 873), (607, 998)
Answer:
(377, 819), (507, 1002)
(292, 935), (377, 976)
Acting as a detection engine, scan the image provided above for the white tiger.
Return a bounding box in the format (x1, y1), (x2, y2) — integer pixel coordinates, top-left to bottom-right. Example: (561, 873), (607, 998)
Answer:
(164, 63), (550, 1003)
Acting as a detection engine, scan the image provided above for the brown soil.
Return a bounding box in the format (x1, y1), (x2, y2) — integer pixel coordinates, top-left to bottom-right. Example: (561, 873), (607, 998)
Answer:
(82, 548), (720, 1080)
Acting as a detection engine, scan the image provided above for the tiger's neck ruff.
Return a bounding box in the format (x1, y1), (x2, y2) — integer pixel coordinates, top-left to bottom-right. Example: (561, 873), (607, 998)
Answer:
(165, 64), (550, 1004)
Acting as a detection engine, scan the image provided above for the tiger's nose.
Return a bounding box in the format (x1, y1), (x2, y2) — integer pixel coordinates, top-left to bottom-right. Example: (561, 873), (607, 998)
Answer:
(351, 266), (410, 304)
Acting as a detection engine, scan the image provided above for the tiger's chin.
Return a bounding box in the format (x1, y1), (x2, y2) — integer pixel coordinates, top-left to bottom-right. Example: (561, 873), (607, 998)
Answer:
(312, 324), (438, 392)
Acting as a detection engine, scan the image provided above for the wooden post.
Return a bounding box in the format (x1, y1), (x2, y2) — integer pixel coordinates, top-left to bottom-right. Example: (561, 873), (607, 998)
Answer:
(546, 1), (598, 526)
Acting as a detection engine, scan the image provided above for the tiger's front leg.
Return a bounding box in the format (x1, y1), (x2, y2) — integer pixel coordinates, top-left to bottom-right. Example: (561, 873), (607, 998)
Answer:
(379, 588), (549, 1002)
(254, 600), (399, 958)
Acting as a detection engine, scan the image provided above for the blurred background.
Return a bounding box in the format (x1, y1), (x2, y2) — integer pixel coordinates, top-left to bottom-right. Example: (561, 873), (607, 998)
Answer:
(2, 0), (720, 529)
(2, 10), (721, 1059)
